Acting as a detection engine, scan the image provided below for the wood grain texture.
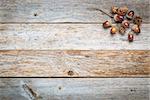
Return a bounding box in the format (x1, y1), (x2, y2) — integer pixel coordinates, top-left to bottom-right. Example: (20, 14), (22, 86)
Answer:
(0, 0), (149, 23)
(0, 78), (149, 100)
(0, 50), (149, 77)
(0, 0), (150, 99)
(0, 24), (150, 50)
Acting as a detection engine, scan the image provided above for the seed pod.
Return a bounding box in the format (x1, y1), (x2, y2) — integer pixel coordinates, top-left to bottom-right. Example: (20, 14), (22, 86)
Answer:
(128, 31), (134, 42)
(117, 6), (128, 16)
(103, 21), (112, 28)
(111, 6), (118, 14)
(114, 14), (124, 23)
(126, 10), (134, 20)
(119, 26), (126, 35)
(122, 20), (130, 28)
(132, 25), (141, 34)
(133, 16), (142, 26)
(110, 26), (117, 34)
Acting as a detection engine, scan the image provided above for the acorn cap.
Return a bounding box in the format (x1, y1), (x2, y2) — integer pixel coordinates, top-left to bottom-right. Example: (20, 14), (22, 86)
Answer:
(119, 26), (126, 35)
(122, 20), (130, 28)
(128, 31), (134, 42)
(126, 10), (134, 20)
(111, 6), (118, 14)
(110, 26), (118, 34)
(132, 25), (141, 34)
(117, 6), (128, 16)
(122, 6), (128, 12)
(103, 21), (112, 28)
(114, 14), (124, 23)
(133, 16), (142, 26)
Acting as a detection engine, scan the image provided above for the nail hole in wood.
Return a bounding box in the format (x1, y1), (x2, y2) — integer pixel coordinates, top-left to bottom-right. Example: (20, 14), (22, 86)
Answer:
(68, 70), (74, 76)
(58, 86), (62, 90)
(85, 55), (90, 58)
(34, 13), (38, 16)
(130, 89), (136, 92)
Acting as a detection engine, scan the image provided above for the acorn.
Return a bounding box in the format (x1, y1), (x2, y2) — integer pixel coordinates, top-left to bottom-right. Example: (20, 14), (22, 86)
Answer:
(103, 21), (112, 28)
(128, 31), (134, 42)
(132, 25), (141, 34)
(122, 20), (130, 28)
(119, 26), (126, 35)
(126, 10), (134, 20)
(111, 6), (118, 14)
(110, 26), (118, 34)
(133, 16), (142, 26)
(114, 14), (124, 23)
(117, 6), (128, 16)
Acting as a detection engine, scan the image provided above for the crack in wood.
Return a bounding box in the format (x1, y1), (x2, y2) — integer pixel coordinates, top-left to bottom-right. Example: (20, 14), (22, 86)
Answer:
(22, 84), (39, 100)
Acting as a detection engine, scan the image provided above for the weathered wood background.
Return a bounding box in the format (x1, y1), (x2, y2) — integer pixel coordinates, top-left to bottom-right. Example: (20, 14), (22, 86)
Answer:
(0, 0), (150, 100)
(0, 78), (149, 100)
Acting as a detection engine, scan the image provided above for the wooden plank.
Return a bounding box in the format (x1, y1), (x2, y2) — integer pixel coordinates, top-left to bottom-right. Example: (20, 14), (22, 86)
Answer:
(0, 78), (149, 100)
(0, 24), (150, 50)
(0, 50), (149, 77)
(0, 0), (149, 23)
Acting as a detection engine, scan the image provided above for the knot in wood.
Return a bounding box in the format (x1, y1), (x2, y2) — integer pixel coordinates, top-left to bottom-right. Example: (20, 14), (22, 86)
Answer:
(67, 70), (74, 76)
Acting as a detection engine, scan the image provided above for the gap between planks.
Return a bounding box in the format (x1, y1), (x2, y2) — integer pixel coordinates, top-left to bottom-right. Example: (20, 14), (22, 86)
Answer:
(0, 22), (103, 24)
(0, 22), (150, 24)
(0, 77), (149, 78)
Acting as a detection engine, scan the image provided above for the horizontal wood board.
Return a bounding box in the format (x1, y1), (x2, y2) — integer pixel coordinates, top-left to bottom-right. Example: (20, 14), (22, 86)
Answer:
(0, 78), (149, 100)
(0, 24), (150, 50)
(0, 50), (149, 77)
(0, 0), (149, 23)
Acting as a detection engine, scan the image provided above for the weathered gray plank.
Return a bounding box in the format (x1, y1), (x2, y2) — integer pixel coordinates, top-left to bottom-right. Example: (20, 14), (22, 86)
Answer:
(0, 24), (150, 50)
(0, 0), (149, 23)
(0, 78), (149, 100)
(0, 50), (149, 77)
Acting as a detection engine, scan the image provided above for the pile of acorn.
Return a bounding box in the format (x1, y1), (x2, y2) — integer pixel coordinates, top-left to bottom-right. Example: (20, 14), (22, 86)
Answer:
(103, 6), (142, 42)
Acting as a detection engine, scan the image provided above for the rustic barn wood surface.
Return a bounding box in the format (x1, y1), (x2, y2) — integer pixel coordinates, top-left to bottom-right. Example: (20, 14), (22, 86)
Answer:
(0, 0), (150, 100)
(0, 78), (149, 100)
(0, 0), (149, 23)
(0, 50), (149, 77)
(0, 24), (150, 50)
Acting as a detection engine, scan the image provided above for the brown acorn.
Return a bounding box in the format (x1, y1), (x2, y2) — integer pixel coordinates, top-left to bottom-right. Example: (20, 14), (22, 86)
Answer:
(133, 16), (142, 26)
(126, 10), (134, 20)
(111, 6), (118, 14)
(122, 20), (130, 28)
(114, 14), (124, 23)
(119, 26), (126, 35)
(117, 6), (128, 16)
(128, 31), (134, 42)
(103, 21), (112, 28)
(110, 26), (117, 34)
(132, 25), (141, 34)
